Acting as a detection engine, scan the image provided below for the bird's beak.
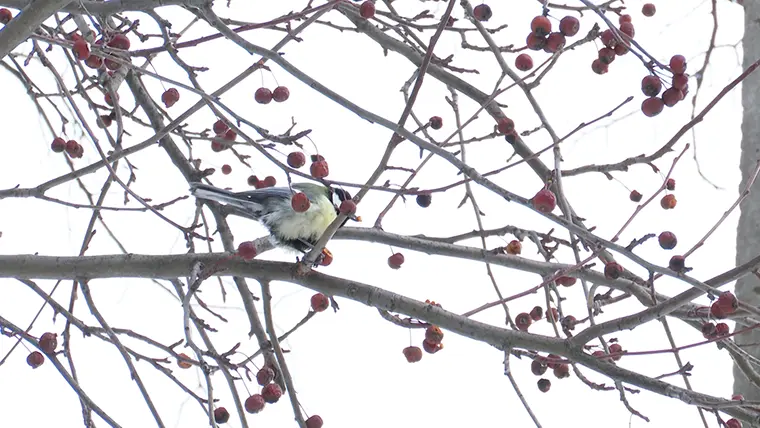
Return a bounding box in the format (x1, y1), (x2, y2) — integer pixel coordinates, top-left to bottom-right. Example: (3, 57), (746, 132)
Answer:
(350, 214), (362, 222)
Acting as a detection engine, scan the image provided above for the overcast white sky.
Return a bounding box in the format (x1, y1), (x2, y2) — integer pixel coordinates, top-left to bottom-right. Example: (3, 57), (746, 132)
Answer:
(0, 1), (750, 427)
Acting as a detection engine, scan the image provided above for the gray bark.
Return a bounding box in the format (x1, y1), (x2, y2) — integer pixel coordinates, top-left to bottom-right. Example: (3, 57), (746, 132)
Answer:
(735, 0), (760, 410)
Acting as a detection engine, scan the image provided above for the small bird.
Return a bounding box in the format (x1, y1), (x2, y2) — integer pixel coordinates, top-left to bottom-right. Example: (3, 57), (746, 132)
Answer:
(190, 182), (360, 254)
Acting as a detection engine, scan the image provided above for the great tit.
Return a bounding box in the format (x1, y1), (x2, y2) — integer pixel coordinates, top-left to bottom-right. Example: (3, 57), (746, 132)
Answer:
(190, 182), (360, 253)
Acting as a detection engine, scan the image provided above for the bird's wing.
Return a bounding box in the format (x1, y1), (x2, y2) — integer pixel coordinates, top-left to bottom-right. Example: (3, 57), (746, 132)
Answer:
(190, 182), (266, 212)
(232, 187), (294, 202)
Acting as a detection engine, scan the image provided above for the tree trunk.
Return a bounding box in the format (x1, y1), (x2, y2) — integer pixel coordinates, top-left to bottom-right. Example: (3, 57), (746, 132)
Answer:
(734, 0), (760, 412)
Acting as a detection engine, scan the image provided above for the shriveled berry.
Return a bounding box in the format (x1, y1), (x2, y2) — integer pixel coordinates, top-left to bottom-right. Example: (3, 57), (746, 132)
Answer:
(545, 354), (562, 369)
(257, 366), (276, 385)
(244, 394), (266, 413)
(556, 276), (576, 287)
(254, 87), (273, 104)
(537, 378), (551, 392)
(658, 231), (677, 250)
(425, 326), (444, 344)
(291, 192), (311, 212)
(287, 151), (306, 168)
(416, 193), (432, 207)
(272, 86), (290, 102)
(531, 359), (547, 376)
(429, 116), (443, 130)
(237, 241), (257, 260)
(473, 4), (493, 21)
(388, 252), (404, 269)
(642, 3), (656, 17)
(546, 307), (559, 323)
(359, 1), (375, 19)
(553, 363), (570, 379)
(161, 88), (180, 108)
(702, 322), (717, 339)
(531, 16), (552, 37)
(497, 117), (514, 134)
(559, 16), (579, 37)
(515, 312), (532, 331)
(604, 262), (624, 279)
(214, 407), (230, 424)
(608, 343), (623, 361)
(529, 306), (543, 321)
(666, 178), (676, 190)
(532, 188), (556, 213)
(27, 351), (44, 368)
(668, 255), (686, 272)
(506, 240), (522, 255)
(403, 346), (423, 363)
(422, 339), (444, 354)
(630, 190), (642, 202)
(660, 194), (677, 209)
(261, 383), (283, 403)
(641, 97), (664, 117)
(560, 315), (577, 331)
(177, 353), (193, 369)
(310, 160), (329, 178)
(39, 332), (58, 354)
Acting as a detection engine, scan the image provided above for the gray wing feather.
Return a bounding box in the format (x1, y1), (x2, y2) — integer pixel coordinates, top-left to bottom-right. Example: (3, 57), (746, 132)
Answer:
(190, 183), (296, 219)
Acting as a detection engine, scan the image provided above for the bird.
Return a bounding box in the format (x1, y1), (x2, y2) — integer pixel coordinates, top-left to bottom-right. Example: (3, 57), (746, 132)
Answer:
(190, 182), (360, 254)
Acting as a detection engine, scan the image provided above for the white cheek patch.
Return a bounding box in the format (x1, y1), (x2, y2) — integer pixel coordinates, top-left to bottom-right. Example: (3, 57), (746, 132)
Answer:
(331, 192), (343, 208)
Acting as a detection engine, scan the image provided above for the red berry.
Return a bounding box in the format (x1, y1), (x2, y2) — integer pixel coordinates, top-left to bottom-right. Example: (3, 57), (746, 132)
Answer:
(592, 350), (609, 360)
(214, 407), (230, 424)
(641, 75), (662, 97)
(213, 120), (228, 135)
(287, 151), (306, 168)
(614, 42), (629, 56)
(223, 129), (236, 142)
(425, 326), (444, 344)
(244, 394), (266, 413)
(107, 34), (130, 50)
(608, 343), (623, 361)
(65, 139), (80, 156)
(388, 252), (404, 269)
(672, 73), (688, 90)
(619, 22), (635, 38)
(732, 394), (744, 401)
(422, 339), (444, 354)
(72, 39), (90, 60)
(668, 255), (686, 272)
(272, 86), (290, 102)
(553, 363), (570, 379)
(702, 322), (717, 339)
(718, 291), (739, 314)
(261, 383), (283, 403)
(306, 415), (324, 428)
(84, 54), (103, 69)
(310, 160), (329, 178)
(359, 1), (375, 19)
(629, 190), (643, 202)
(39, 332), (57, 354)
(211, 141), (225, 152)
(97, 114), (112, 128)
(531, 16), (552, 37)
(247, 175), (260, 187)
(658, 231), (677, 250)
(515, 53), (534, 71)
(497, 117), (515, 134)
(591, 59), (608, 75)
(254, 87), (273, 104)
(237, 241), (257, 260)
(403, 346), (423, 363)
(715, 322), (730, 337)
(429, 116), (443, 130)
(51, 137), (66, 153)
(526, 33), (546, 51)
(556, 276), (576, 287)
(105, 92), (118, 106)
(561, 315), (577, 331)
(598, 47), (615, 65)
(339, 199), (357, 216)
(662, 87), (685, 107)
(416, 193), (432, 207)
(670, 55), (687, 74)
(537, 378), (551, 392)
(515, 312), (532, 331)
(161, 88), (179, 108)
(262, 176), (276, 188)
(291, 192), (311, 213)
(711, 302), (726, 319)
(660, 194), (677, 209)
(27, 351), (44, 368)
(531, 359), (547, 376)
(619, 14), (632, 24)
(726, 419), (742, 428)
(546, 307), (559, 323)
(544, 32), (566, 53)
(473, 4), (493, 21)
(666, 178), (676, 190)
(0, 8), (12, 24)
(545, 354), (562, 369)
(319, 248), (333, 266)
(311, 293), (329, 312)
(600, 29), (617, 48)
(642, 3), (656, 17)
(641, 97), (664, 117)
(559, 16), (579, 37)
(505, 240), (521, 255)
(604, 262), (624, 279)
(531, 188), (556, 213)
(529, 306), (543, 321)
(256, 367), (276, 385)
(221, 164), (232, 175)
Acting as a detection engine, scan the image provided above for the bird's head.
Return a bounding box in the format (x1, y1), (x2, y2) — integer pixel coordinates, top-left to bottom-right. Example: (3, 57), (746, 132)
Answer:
(330, 187), (361, 222)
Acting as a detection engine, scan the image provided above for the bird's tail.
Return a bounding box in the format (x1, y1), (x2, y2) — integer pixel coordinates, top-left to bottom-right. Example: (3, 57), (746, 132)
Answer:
(190, 183), (263, 213)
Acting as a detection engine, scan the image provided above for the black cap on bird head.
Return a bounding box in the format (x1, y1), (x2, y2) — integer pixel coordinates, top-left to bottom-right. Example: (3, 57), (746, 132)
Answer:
(330, 187), (361, 221)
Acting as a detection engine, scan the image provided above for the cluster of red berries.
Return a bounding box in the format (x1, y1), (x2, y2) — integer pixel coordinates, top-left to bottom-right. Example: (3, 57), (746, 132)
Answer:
(210, 119), (237, 152)
(248, 175), (277, 189)
(591, 342), (624, 362)
(530, 353), (573, 392)
(709, 291), (738, 319)
(513, 304), (565, 332)
(287, 152), (329, 179)
(516, 15), (579, 73)
(640, 55), (689, 117)
(51, 137), (84, 158)
(71, 33), (131, 71)
(592, 14), (636, 75)
(402, 325), (445, 363)
(26, 332), (58, 369)
(701, 321), (730, 339)
(254, 86), (290, 104)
